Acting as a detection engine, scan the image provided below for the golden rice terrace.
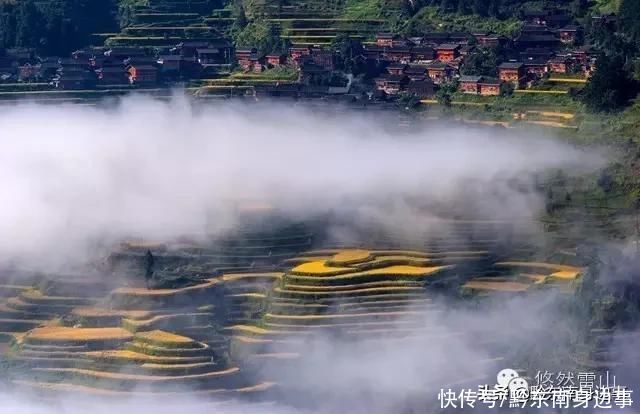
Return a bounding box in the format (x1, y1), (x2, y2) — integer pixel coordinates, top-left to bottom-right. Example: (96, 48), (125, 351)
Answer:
(0, 224), (585, 403)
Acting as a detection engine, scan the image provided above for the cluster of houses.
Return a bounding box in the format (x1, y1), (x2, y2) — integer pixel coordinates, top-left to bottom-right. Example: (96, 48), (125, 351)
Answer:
(367, 12), (601, 98)
(0, 39), (234, 89)
(0, 8), (607, 99)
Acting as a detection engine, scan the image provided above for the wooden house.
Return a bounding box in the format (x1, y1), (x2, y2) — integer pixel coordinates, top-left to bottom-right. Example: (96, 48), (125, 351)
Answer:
(289, 45), (312, 64)
(127, 64), (158, 85)
(426, 62), (453, 84)
(376, 33), (408, 48)
(436, 44), (461, 62)
(195, 48), (226, 64)
(548, 57), (571, 74)
(311, 49), (335, 71)
(386, 63), (408, 75)
(558, 25), (582, 44)
(97, 66), (128, 85)
(524, 60), (548, 77)
(498, 62), (525, 88)
(405, 79), (435, 99)
(383, 47), (412, 63)
(374, 74), (409, 95)
(266, 53), (287, 67)
(404, 65), (429, 81)
(410, 46), (435, 62)
(459, 75), (482, 94)
(478, 78), (501, 95)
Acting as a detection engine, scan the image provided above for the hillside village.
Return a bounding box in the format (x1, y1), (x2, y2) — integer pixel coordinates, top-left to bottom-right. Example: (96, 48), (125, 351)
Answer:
(0, 3), (611, 102)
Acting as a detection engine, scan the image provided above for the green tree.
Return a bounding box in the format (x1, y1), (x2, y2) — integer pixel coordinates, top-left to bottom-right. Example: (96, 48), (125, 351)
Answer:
(461, 48), (500, 77)
(619, 0), (640, 43)
(582, 54), (638, 112)
(234, 21), (286, 55)
(15, 0), (44, 48)
(397, 92), (422, 110)
(0, 3), (17, 49)
(436, 81), (458, 107)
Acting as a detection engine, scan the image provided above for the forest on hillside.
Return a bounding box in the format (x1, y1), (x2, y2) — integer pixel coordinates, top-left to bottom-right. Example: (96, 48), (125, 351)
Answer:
(0, 0), (637, 55)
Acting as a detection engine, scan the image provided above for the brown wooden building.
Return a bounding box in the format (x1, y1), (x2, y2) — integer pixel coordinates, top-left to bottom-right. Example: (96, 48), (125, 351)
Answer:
(459, 75), (482, 94)
(498, 62), (525, 88)
(127, 64), (158, 85)
(436, 44), (461, 62)
(374, 74), (409, 95)
(426, 62), (453, 84)
(266, 53), (287, 67)
(478, 78), (501, 95)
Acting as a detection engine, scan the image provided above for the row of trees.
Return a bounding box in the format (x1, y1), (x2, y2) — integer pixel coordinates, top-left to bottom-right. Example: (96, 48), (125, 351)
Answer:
(0, 0), (117, 55)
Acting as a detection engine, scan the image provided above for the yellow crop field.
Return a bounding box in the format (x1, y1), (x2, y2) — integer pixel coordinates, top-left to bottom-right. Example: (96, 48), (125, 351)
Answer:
(496, 261), (582, 275)
(228, 325), (300, 335)
(283, 280), (422, 292)
(233, 335), (273, 344)
(266, 319), (424, 329)
(328, 249), (372, 265)
(112, 279), (219, 297)
(526, 110), (575, 119)
(135, 330), (195, 346)
(462, 281), (531, 292)
(72, 307), (152, 320)
(360, 256), (431, 267)
(283, 256), (333, 265)
(370, 250), (431, 258)
(549, 270), (580, 280)
(12, 380), (274, 396)
(274, 286), (424, 296)
(519, 273), (549, 283)
(288, 265), (451, 283)
(290, 261), (354, 276)
(34, 366), (239, 381)
(26, 327), (133, 342)
(221, 272), (283, 282)
(84, 350), (206, 364)
(265, 310), (423, 321)
(230, 293), (266, 299)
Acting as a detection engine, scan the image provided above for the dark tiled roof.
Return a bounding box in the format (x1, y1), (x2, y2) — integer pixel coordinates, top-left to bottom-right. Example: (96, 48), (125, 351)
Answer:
(517, 34), (559, 43)
(404, 65), (428, 74)
(459, 75), (482, 82)
(499, 62), (524, 69)
(427, 61), (449, 69)
(478, 77), (500, 85)
(385, 47), (411, 53)
(437, 43), (461, 50)
(378, 74), (407, 83)
(406, 80), (435, 95)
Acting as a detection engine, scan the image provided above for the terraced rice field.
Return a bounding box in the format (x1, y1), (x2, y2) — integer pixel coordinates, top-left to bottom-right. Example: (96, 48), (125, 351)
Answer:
(1, 237), (583, 402)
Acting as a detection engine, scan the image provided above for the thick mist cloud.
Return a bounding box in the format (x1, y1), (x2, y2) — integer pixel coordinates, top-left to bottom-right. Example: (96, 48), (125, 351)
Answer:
(0, 97), (604, 267)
